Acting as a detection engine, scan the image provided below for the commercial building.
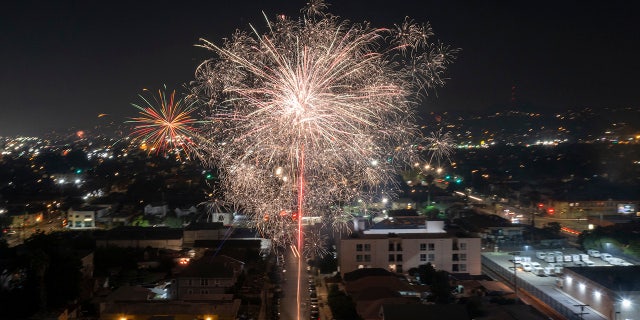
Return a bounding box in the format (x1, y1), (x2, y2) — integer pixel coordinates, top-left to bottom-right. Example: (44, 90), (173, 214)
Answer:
(560, 266), (640, 320)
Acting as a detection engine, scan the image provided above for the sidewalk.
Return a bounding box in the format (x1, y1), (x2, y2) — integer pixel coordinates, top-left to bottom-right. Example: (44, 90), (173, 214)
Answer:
(316, 275), (334, 320)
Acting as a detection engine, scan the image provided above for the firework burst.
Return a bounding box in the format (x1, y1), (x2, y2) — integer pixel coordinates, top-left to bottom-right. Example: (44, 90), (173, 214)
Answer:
(191, 2), (457, 245)
(423, 129), (455, 168)
(129, 86), (202, 157)
(304, 229), (329, 259)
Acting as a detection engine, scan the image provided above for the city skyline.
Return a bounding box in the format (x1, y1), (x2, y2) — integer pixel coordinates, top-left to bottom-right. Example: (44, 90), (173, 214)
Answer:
(2, 0), (639, 136)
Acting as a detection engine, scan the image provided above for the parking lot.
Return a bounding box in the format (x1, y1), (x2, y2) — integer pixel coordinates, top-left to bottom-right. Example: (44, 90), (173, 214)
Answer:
(481, 246), (628, 320)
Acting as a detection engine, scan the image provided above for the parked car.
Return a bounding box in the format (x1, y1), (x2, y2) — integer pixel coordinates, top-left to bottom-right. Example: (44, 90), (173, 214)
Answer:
(521, 262), (533, 272)
(587, 249), (601, 258)
(600, 253), (613, 262)
(532, 267), (545, 276)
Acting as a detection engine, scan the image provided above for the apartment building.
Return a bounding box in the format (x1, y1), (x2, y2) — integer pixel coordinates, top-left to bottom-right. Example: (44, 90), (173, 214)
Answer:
(339, 218), (481, 275)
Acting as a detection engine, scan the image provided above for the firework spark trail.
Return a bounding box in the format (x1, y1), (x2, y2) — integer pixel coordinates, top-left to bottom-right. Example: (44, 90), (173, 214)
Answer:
(129, 86), (203, 157)
(191, 0), (456, 251)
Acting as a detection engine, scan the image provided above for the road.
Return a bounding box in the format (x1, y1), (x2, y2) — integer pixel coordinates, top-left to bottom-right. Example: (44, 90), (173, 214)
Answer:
(279, 245), (310, 320)
(4, 218), (64, 247)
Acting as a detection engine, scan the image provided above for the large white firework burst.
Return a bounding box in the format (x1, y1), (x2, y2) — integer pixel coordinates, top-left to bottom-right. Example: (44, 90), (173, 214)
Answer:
(191, 0), (457, 246)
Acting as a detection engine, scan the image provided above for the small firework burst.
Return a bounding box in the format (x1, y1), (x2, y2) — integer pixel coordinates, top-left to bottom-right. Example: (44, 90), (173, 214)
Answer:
(424, 129), (455, 167)
(129, 86), (202, 157)
(304, 230), (329, 259)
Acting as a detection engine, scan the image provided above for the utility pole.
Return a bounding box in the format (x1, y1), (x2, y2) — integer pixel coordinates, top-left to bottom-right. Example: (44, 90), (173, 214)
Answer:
(510, 251), (520, 299)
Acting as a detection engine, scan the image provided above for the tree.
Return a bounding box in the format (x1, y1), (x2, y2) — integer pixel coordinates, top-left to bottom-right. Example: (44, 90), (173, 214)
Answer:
(543, 222), (561, 235)
(415, 263), (453, 303)
(327, 284), (361, 320)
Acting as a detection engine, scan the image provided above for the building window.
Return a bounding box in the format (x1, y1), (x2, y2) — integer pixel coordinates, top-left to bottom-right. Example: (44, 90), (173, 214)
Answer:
(452, 264), (459, 272)
(356, 255), (363, 262)
(459, 264), (467, 272)
(356, 244), (363, 251)
(214, 280), (220, 286)
(364, 244), (371, 251)
(460, 253), (467, 261)
(428, 243), (435, 251)
(388, 243), (395, 251)
(428, 254), (435, 262)
(397, 265), (403, 273)
(187, 289), (193, 294)
(420, 243), (427, 251)
(201, 279), (208, 286)
(459, 242), (467, 250)
(452, 254), (459, 261)
(420, 254), (427, 262)
(188, 279), (192, 286)
(396, 254), (403, 261)
(364, 254), (371, 262)
(388, 254), (395, 262)
(396, 243), (403, 251)
(201, 289), (209, 294)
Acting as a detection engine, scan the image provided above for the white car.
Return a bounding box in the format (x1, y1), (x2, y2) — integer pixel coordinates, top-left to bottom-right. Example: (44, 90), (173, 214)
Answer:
(521, 262), (533, 272)
(530, 262), (541, 269)
(600, 253), (613, 262)
(587, 249), (601, 258)
(532, 267), (545, 276)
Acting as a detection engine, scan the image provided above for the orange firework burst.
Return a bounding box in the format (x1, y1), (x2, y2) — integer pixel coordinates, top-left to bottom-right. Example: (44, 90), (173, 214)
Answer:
(129, 86), (202, 156)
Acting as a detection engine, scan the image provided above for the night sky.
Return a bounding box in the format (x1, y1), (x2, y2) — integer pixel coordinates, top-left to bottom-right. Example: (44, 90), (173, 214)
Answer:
(1, 0), (638, 136)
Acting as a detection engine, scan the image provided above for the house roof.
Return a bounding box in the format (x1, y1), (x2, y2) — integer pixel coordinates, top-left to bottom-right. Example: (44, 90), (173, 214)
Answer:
(95, 226), (183, 240)
(381, 303), (470, 320)
(184, 222), (225, 231)
(343, 268), (394, 282)
(177, 255), (243, 279)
